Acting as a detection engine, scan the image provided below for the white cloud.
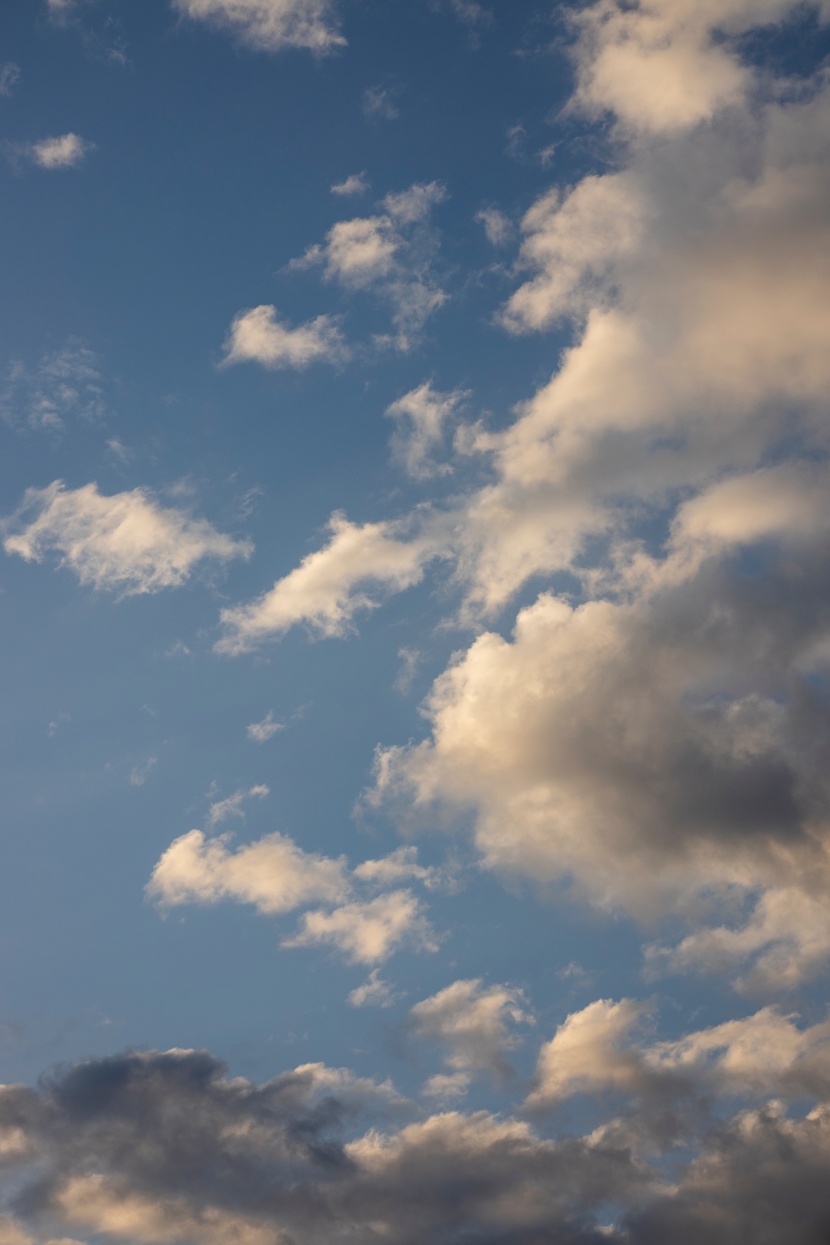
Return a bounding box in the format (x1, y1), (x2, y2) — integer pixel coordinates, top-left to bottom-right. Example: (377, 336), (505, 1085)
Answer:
(385, 382), (467, 480)
(283, 890), (437, 963)
(475, 207), (513, 246)
(207, 784), (269, 827)
(27, 133), (91, 169)
(353, 846), (438, 890)
(172, 0), (345, 54)
(569, 0), (828, 136)
(290, 183), (448, 350)
(216, 512), (435, 653)
(528, 999), (651, 1107)
(246, 711), (284, 742)
(221, 305), (348, 370)
(347, 968), (402, 1008)
(331, 172), (369, 196)
(529, 997), (830, 1108)
(147, 828), (349, 915)
(0, 64), (21, 97)
(410, 979), (533, 1080)
(3, 481), (252, 596)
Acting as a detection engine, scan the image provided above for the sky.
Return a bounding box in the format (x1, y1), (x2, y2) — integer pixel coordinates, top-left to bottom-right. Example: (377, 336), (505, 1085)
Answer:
(1, 0), (830, 1241)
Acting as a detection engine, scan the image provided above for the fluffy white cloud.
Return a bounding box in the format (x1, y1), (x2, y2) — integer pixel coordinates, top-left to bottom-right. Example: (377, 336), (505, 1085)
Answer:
(2, 481), (252, 595)
(147, 828), (348, 915)
(385, 382), (467, 480)
(283, 890), (437, 963)
(529, 998), (830, 1108)
(409, 979), (532, 1081)
(28, 133), (91, 169)
(221, 305), (348, 369)
(569, 0), (830, 136)
(172, 0), (345, 53)
(216, 512), (435, 652)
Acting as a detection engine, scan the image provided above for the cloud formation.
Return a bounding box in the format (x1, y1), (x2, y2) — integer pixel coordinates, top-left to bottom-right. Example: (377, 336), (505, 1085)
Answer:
(173, 0), (345, 53)
(216, 512), (436, 652)
(222, 305), (348, 369)
(3, 481), (252, 595)
(4, 1037), (830, 1245)
(291, 182), (448, 349)
(26, 133), (91, 168)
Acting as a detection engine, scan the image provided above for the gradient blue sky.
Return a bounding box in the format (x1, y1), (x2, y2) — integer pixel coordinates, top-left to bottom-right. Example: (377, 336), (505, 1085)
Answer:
(1, 2), (830, 1243)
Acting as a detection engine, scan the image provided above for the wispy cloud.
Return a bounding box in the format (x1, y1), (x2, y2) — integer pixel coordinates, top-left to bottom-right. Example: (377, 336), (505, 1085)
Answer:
(3, 481), (252, 595)
(0, 64), (21, 97)
(172, 0), (345, 54)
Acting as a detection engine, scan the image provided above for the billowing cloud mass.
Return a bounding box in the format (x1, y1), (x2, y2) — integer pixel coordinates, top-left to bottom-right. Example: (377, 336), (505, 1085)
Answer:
(2, 481), (252, 595)
(172, 0), (345, 53)
(222, 305), (348, 369)
(3, 1035), (830, 1245)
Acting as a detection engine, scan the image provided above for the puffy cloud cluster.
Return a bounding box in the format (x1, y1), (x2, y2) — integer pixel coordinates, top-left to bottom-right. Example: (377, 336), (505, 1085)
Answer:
(172, 0), (345, 54)
(2, 481), (251, 596)
(148, 820), (439, 964)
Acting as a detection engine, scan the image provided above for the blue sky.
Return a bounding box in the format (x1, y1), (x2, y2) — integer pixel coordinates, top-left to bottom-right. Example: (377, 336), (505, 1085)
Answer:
(1, 1), (830, 1242)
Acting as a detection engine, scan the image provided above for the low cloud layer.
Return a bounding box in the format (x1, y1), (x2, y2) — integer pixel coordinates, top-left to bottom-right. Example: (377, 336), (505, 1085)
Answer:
(3, 1030), (830, 1245)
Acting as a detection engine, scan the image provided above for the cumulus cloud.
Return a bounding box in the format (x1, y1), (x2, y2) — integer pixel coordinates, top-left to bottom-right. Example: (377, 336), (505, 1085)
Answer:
(6, 1038), (830, 1244)
(26, 133), (91, 169)
(283, 890), (437, 964)
(2, 481), (252, 596)
(569, 0), (830, 136)
(221, 305), (348, 370)
(385, 382), (467, 480)
(409, 979), (533, 1082)
(216, 512), (436, 653)
(147, 828), (348, 915)
(172, 0), (345, 53)
(290, 182), (448, 349)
